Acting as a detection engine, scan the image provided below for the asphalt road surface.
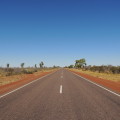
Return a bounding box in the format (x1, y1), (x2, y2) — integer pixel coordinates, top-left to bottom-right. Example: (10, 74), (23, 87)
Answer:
(0, 69), (120, 120)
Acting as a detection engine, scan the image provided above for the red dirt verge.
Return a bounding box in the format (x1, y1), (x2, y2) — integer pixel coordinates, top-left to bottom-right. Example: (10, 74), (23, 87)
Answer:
(70, 70), (120, 93)
(0, 71), (53, 96)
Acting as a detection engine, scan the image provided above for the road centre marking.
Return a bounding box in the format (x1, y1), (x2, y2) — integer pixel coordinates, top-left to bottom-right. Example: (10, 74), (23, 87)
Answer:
(60, 85), (62, 94)
(61, 76), (63, 78)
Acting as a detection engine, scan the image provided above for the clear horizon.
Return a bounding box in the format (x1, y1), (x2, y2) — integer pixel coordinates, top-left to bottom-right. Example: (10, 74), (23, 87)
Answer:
(0, 0), (120, 67)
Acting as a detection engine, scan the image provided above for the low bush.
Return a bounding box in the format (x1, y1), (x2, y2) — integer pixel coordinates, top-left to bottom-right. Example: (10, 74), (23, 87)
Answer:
(84, 65), (120, 74)
(5, 68), (14, 76)
(21, 69), (34, 74)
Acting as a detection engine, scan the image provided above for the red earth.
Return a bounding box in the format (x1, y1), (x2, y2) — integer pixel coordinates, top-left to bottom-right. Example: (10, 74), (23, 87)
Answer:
(70, 70), (120, 93)
(0, 71), (53, 95)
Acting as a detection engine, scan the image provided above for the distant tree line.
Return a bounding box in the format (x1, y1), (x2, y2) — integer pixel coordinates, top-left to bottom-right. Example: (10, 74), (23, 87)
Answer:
(0, 61), (51, 76)
(85, 65), (120, 74)
(66, 58), (120, 74)
(4, 61), (44, 69)
(66, 58), (87, 69)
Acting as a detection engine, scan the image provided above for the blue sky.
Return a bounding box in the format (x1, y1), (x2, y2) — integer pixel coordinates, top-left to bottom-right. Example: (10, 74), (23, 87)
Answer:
(0, 0), (120, 67)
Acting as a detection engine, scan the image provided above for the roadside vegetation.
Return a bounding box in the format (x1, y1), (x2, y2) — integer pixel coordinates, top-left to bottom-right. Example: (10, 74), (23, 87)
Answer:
(66, 58), (120, 82)
(0, 62), (60, 85)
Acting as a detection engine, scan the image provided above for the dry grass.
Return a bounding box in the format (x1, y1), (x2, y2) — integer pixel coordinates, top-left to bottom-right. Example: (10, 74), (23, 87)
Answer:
(34, 69), (57, 76)
(0, 74), (25, 85)
(0, 68), (57, 86)
(69, 68), (120, 82)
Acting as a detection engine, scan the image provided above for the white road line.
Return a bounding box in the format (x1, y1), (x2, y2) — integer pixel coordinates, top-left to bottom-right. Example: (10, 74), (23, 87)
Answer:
(0, 71), (57, 99)
(60, 85), (62, 94)
(71, 72), (120, 97)
(61, 76), (63, 78)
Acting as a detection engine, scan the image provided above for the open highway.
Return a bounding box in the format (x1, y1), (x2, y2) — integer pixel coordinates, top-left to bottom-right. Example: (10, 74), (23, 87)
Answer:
(0, 69), (120, 120)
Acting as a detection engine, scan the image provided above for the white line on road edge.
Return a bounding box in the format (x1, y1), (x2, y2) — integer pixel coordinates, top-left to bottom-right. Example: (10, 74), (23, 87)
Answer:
(72, 72), (120, 97)
(0, 71), (57, 99)
(60, 85), (62, 94)
(71, 72), (120, 97)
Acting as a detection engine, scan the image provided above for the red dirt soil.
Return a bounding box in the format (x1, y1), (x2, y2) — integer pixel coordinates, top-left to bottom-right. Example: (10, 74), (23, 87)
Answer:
(70, 70), (120, 93)
(0, 71), (53, 95)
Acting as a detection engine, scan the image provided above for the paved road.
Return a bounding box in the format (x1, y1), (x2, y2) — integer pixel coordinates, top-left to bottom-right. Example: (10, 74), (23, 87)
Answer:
(0, 69), (120, 120)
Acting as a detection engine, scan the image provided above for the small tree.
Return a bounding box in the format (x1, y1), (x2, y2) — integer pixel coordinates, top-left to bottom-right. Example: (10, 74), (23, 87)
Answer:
(39, 61), (44, 68)
(75, 58), (86, 68)
(21, 63), (25, 68)
(41, 61), (44, 67)
(35, 64), (37, 68)
(7, 63), (10, 68)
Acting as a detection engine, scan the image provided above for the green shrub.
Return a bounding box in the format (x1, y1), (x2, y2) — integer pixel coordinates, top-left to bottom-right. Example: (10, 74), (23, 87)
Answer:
(22, 69), (34, 74)
(5, 68), (14, 76)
